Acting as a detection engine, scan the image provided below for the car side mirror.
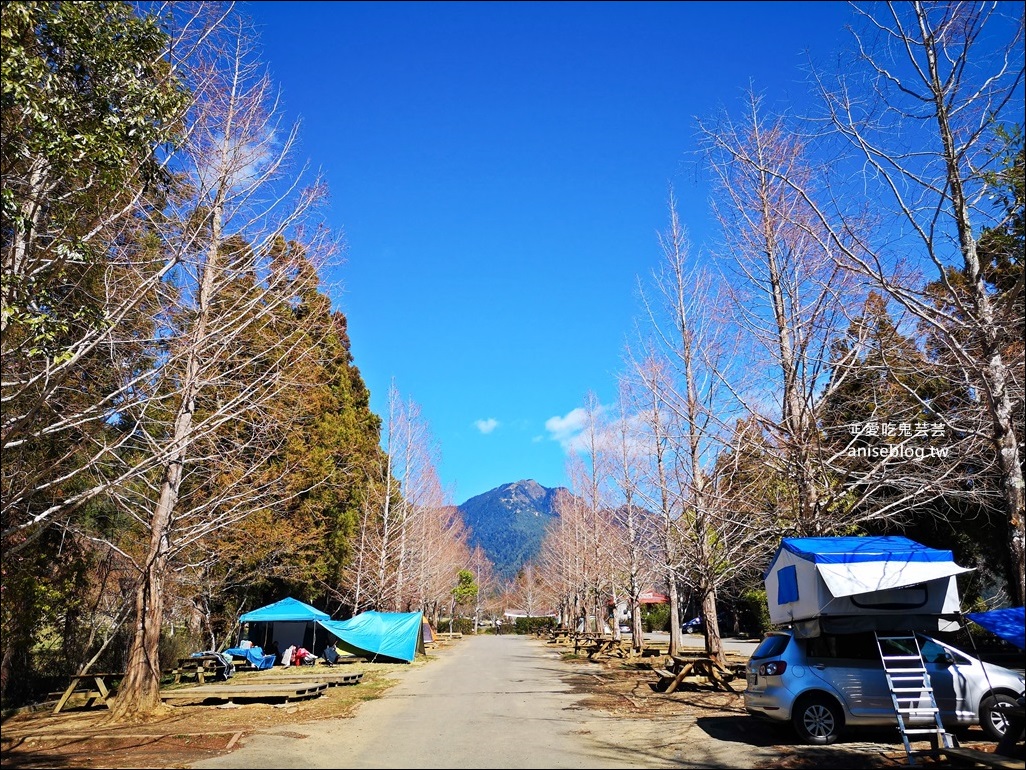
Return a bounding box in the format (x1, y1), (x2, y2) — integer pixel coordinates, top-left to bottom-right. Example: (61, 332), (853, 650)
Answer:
(935, 652), (955, 666)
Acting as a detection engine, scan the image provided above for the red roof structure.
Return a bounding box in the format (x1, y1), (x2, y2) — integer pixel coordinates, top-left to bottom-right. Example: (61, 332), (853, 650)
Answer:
(607, 589), (669, 606)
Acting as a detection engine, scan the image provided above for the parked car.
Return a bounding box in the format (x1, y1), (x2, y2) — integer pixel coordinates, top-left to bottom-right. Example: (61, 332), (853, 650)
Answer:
(682, 617), (703, 634)
(743, 629), (1025, 745)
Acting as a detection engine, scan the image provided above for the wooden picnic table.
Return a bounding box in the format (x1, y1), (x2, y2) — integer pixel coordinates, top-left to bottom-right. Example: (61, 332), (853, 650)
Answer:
(170, 654), (228, 685)
(652, 653), (738, 694)
(571, 632), (606, 653)
(52, 672), (121, 714)
(547, 629), (575, 645)
(582, 637), (634, 659)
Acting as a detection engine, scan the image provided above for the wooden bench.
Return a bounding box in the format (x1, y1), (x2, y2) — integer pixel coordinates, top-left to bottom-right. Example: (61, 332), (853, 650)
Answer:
(280, 670), (364, 686)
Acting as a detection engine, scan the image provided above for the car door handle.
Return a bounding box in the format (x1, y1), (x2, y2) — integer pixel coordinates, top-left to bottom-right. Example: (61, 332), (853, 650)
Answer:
(813, 664), (825, 670)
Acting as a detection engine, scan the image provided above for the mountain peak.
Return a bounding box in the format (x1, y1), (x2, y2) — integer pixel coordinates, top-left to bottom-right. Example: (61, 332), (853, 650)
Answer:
(458, 480), (568, 581)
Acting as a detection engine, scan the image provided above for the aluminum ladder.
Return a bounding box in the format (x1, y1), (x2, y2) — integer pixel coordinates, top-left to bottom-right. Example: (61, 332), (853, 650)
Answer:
(875, 632), (956, 765)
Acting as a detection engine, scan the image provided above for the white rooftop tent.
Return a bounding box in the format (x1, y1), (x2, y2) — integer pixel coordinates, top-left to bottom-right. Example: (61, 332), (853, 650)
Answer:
(764, 536), (972, 637)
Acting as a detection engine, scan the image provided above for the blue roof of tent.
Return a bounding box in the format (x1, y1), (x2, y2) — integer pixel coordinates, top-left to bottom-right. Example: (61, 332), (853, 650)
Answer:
(317, 611), (423, 663)
(966, 607), (1025, 650)
(777, 536), (958, 566)
(239, 597), (329, 623)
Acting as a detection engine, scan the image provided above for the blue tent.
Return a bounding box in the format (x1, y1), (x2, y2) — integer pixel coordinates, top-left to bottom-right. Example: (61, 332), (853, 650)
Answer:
(966, 607), (1025, 650)
(239, 597), (329, 623)
(317, 611), (425, 663)
(239, 597), (330, 653)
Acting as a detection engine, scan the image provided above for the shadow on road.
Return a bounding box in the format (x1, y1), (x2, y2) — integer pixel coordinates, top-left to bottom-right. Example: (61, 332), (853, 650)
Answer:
(696, 716), (925, 768)
(697, 715), (788, 747)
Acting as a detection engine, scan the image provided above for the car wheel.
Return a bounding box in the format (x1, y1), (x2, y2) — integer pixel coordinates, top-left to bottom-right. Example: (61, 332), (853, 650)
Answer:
(792, 694), (844, 745)
(979, 693), (1018, 742)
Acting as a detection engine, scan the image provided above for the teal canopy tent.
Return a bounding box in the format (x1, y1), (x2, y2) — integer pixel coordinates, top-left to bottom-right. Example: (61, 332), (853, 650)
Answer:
(240, 597), (330, 623)
(238, 597), (330, 654)
(317, 611), (425, 663)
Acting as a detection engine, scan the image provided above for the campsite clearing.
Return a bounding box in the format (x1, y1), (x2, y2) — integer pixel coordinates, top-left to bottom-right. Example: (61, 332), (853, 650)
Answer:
(1, 635), (1015, 769)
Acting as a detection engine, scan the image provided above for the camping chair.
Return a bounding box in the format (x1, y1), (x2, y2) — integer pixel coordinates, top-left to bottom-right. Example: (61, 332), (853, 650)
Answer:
(321, 645), (340, 666)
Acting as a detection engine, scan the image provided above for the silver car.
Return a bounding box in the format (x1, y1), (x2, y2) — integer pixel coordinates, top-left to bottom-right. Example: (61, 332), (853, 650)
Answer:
(744, 629), (1025, 744)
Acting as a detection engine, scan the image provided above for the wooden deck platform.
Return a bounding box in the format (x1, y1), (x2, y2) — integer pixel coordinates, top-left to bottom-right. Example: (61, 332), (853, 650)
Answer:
(278, 671), (364, 686)
(161, 681), (328, 705)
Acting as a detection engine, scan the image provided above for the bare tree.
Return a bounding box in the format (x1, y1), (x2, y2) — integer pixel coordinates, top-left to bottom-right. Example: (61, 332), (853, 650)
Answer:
(107, 12), (338, 719)
(629, 355), (690, 656)
(808, 1), (1025, 602)
(344, 381), (470, 615)
(1, 2), (232, 552)
(605, 379), (661, 651)
(632, 193), (765, 665)
(563, 393), (618, 634)
(696, 88), (880, 538)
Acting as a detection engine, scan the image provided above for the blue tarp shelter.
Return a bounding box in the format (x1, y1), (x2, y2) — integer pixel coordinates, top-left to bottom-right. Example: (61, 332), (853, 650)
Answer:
(764, 536), (972, 637)
(239, 597), (330, 654)
(966, 607), (1025, 650)
(224, 645), (276, 669)
(317, 611), (425, 663)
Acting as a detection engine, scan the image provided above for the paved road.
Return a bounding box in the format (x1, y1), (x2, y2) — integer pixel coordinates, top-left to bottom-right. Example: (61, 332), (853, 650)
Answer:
(193, 635), (621, 768)
(192, 633), (768, 770)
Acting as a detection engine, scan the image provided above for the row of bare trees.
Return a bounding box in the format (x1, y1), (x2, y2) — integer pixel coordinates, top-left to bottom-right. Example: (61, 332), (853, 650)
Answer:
(341, 380), (476, 621)
(2, 1), (477, 720)
(523, 2), (1023, 666)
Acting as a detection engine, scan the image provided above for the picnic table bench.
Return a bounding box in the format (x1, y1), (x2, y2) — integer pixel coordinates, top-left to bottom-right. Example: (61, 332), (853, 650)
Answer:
(653, 654), (739, 693)
(572, 632), (605, 654)
(170, 654), (230, 685)
(52, 672), (122, 714)
(582, 637), (634, 659)
(547, 629), (574, 645)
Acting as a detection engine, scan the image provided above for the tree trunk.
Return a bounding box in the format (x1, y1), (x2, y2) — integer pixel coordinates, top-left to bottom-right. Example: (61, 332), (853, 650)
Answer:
(108, 197), (221, 720)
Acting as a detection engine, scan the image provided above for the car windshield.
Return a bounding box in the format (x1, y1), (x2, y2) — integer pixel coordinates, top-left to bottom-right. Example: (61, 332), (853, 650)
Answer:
(751, 634), (790, 659)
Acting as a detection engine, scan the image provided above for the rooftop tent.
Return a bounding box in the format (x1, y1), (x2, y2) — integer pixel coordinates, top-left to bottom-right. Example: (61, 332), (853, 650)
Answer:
(239, 597), (330, 654)
(764, 536), (972, 637)
(966, 606), (1025, 650)
(317, 611), (425, 663)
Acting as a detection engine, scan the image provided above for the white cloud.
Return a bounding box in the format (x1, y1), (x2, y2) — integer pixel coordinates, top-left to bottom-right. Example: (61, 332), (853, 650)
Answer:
(545, 407), (600, 450)
(474, 418), (499, 434)
(547, 404), (633, 454)
(545, 408), (588, 440)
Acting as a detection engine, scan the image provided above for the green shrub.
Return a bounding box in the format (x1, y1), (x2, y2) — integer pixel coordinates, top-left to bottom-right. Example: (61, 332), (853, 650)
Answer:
(513, 616), (556, 635)
(738, 589), (771, 638)
(443, 617), (475, 635)
(642, 604), (670, 632)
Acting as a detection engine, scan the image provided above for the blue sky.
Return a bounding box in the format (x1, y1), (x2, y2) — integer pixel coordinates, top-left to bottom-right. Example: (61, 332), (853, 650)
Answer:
(240, 1), (856, 504)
